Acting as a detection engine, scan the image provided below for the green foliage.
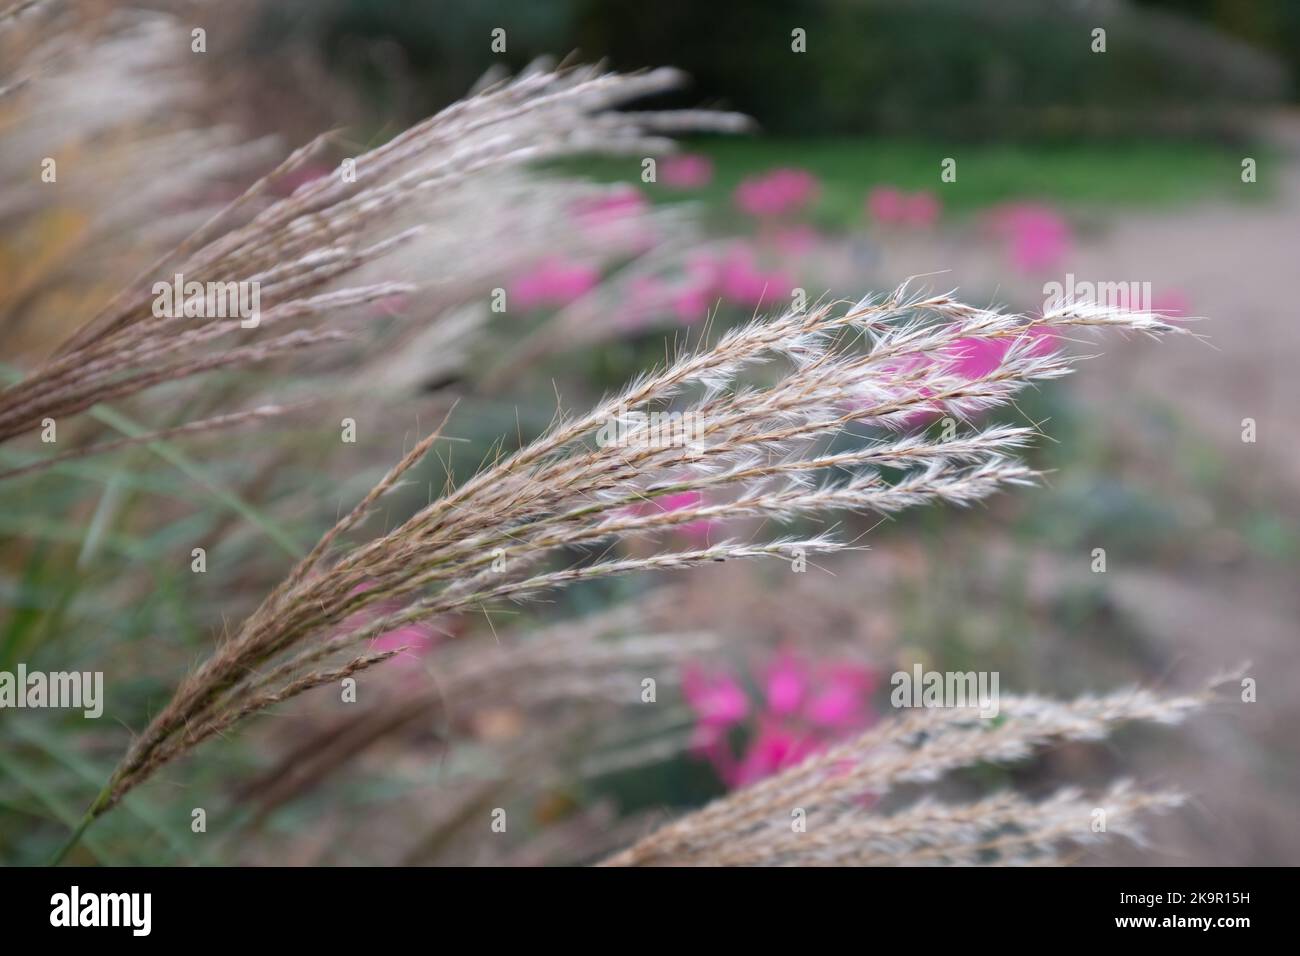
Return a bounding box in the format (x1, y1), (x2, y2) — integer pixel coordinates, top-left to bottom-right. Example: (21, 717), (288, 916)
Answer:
(561, 135), (1264, 230)
(280, 0), (1289, 140)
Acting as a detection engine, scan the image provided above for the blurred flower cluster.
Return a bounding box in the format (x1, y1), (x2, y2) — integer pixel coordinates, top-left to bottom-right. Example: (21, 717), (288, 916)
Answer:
(683, 651), (880, 789)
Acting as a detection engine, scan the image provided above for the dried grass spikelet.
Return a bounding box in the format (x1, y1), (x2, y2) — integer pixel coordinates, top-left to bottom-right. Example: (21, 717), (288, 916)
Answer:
(0, 403), (295, 481)
(238, 596), (722, 823)
(267, 171), (704, 400)
(604, 678), (1228, 866)
(73, 288), (1186, 823)
(0, 8), (282, 354)
(0, 64), (750, 449)
(700, 783), (1184, 867)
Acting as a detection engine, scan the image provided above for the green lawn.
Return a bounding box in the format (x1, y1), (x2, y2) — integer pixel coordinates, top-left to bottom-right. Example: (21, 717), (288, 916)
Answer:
(562, 136), (1269, 229)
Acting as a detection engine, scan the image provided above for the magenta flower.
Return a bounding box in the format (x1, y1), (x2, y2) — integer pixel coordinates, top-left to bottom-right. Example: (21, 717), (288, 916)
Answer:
(717, 245), (793, 308)
(771, 224), (821, 257)
(622, 243), (801, 329)
(660, 153), (714, 189)
(732, 721), (820, 788)
(684, 249), (723, 287)
(884, 327), (1057, 428)
(344, 582), (440, 669)
(866, 185), (908, 225)
(682, 649), (879, 788)
(867, 186), (942, 228)
(905, 190), (942, 227)
(764, 652), (809, 717)
(369, 623), (437, 666)
(571, 185), (649, 225)
(734, 167), (820, 218)
(570, 186), (655, 251)
(509, 257), (600, 311)
(946, 324), (1056, 380)
(621, 274), (668, 328)
(623, 272), (714, 327)
(805, 662), (877, 730)
(948, 336), (1011, 380)
(986, 202), (1072, 273)
(652, 490), (716, 543)
(1151, 289), (1191, 319)
(670, 283), (712, 324)
(682, 664), (749, 747)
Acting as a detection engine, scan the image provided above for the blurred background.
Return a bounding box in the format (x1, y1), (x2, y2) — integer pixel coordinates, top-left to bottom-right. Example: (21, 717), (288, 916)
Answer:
(1, 0), (1296, 865)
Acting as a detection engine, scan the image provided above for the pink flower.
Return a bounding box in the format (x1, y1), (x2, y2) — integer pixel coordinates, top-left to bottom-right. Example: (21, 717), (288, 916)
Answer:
(344, 582), (440, 669)
(685, 249), (723, 286)
(661, 153), (714, 189)
(987, 202), (1072, 273)
(947, 336), (1011, 380)
(905, 190), (942, 227)
(946, 325), (1056, 380)
(867, 186), (907, 225)
(622, 274), (668, 327)
(732, 722), (819, 788)
(682, 665), (749, 740)
(805, 662), (877, 730)
(771, 224), (821, 257)
(682, 649), (879, 788)
(571, 186), (649, 226)
(570, 186), (655, 251)
(370, 623), (437, 663)
(617, 239), (802, 330)
(867, 186), (942, 228)
(509, 257), (600, 311)
(622, 272), (714, 328)
(1151, 289), (1191, 319)
(734, 168), (820, 218)
(764, 653), (809, 717)
(652, 490), (716, 543)
(671, 283), (712, 324)
(718, 246), (793, 308)
(883, 327), (1057, 428)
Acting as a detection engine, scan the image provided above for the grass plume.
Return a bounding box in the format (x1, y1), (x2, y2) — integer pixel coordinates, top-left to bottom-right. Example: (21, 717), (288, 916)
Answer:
(55, 287), (1187, 839)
